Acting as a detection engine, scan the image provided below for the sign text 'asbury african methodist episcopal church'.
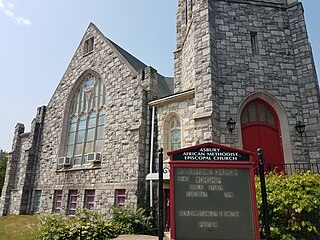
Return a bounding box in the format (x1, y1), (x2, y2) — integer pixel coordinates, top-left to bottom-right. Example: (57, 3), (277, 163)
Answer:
(169, 142), (260, 240)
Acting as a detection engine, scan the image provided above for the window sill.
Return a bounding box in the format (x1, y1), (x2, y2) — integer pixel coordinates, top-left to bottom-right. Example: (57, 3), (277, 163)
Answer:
(83, 51), (93, 57)
(57, 163), (101, 172)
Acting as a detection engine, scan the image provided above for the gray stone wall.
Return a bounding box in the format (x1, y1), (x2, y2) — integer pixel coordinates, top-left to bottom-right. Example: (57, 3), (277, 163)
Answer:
(156, 95), (196, 156)
(287, 3), (320, 162)
(172, 0), (320, 163)
(2, 0), (320, 216)
(33, 24), (153, 214)
(211, 0), (320, 162)
(1, 23), (156, 215)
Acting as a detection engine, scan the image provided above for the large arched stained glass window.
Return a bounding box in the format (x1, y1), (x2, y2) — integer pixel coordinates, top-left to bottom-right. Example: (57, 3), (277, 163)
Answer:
(65, 73), (106, 165)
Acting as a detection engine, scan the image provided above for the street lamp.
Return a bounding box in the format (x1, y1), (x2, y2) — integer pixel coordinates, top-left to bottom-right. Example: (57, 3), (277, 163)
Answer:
(295, 121), (305, 136)
(226, 118), (236, 133)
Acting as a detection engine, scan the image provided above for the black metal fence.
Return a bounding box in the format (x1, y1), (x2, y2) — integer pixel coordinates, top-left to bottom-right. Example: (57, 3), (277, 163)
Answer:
(255, 162), (320, 175)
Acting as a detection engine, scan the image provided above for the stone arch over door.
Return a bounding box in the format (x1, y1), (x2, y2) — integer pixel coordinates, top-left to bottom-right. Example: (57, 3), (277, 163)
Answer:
(237, 91), (293, 164)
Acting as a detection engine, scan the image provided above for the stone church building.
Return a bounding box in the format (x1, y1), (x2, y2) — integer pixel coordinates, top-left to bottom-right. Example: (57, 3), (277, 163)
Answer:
(1, 0), (319, 216)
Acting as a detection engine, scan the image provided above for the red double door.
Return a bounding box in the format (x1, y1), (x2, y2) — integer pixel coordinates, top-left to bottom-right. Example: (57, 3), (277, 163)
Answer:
(241, 99), (284, 170)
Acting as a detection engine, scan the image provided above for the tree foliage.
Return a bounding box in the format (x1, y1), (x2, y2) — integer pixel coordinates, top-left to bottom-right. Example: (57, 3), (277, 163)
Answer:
(0, 151), (8, 194)
(255, 171), (320, 240)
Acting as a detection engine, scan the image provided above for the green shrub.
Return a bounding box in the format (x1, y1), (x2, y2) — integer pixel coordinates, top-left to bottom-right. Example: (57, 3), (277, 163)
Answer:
(255, 171), (320, 240)
(38, 214), (72, 240)
(38, 206), (153, 239)
(38, 209), (117, 240)
(110, 205), (153, 235)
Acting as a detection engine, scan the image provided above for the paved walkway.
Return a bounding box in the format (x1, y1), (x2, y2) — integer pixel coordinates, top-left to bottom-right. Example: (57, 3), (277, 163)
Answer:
(113, 235), (158, 239)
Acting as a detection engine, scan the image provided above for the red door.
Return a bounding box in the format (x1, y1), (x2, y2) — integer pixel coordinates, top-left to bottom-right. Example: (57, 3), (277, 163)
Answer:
(241, 99), (284, 171)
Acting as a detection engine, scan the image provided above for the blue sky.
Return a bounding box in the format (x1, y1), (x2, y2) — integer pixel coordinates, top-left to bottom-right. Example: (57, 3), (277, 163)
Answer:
(0, 0), (319, 151)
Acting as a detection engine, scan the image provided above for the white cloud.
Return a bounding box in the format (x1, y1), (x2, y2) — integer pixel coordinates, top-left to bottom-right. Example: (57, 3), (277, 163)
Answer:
(4, 9), (14, 18)
(7, 3), (14, 9)
(15, 16), (31, 26)
(0, 0), (31, 26)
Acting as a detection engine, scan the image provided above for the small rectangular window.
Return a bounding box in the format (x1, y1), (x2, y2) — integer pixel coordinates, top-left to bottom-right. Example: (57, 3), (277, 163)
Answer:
(250, 32), (259, 56)
(53, 190), (63, 213)
(68, 190), (78, 215)
(84, 37), (94, 55)
(85, 190), (95, 210)
(115, 189), (126, 207)
(34, 190), (42, 213)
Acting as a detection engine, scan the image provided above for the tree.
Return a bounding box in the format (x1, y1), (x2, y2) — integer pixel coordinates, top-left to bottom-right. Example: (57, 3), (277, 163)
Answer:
(0, 151), (8, 195)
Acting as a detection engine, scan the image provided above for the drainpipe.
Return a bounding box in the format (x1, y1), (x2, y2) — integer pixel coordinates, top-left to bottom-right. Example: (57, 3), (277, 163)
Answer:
(149, 105), (155, 207)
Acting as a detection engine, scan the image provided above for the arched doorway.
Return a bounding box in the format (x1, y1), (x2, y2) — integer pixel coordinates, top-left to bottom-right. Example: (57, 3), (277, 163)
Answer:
(241, 99), (284, 170)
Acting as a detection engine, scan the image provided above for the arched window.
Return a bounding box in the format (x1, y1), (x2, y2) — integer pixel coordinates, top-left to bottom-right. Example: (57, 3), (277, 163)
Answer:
(241, 101), (275, 126)
(169, 117), (181, 151)
(65, 73), (106, 165)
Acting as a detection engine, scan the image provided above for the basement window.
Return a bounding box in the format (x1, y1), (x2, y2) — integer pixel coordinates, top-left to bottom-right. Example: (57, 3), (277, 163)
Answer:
(84, 37), (94, 55)
(115, 189), (126, 207)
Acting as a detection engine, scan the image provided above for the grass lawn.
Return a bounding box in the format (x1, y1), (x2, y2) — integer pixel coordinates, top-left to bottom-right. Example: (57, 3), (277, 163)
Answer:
(0, 215), (40, 240)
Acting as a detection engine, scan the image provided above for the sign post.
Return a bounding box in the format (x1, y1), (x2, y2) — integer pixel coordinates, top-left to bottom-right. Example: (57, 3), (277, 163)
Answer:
(158, 148), (164, 240)
(169, 142), (260, 240)
(258, 148), (270, 240)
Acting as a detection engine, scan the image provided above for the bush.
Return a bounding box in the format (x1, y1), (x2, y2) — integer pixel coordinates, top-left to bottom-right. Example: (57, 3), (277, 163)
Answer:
(38, 206), (153, 239)
(38, 209), (117, 240)
(111, 205), (153, 235)
(255, 171), (320, 240)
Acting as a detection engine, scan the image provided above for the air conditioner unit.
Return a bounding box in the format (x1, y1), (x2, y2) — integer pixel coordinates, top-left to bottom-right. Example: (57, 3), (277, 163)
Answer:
(58, 157), (65, 165)
(64, 157), (72, 165)
(58, 157), (71, 166)
(88, 152), (101, 162)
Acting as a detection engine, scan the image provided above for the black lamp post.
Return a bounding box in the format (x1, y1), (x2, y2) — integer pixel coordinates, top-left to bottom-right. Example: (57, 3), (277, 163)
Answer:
(226, 118), (236, 133)
(295, 121), (305, 136)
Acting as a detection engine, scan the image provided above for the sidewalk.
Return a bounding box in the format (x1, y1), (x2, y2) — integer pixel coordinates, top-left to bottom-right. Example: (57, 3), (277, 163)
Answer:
(113, 235), (158, 239)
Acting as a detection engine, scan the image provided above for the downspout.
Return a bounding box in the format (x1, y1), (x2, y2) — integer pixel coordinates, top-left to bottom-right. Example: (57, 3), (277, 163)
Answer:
(149, 105), (155, 208)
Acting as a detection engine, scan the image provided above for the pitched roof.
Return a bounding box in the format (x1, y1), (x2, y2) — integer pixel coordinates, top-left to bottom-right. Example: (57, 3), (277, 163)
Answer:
(107, 39), (147, 72)
(88, 23), (174, 97)
(89, 22), (147, 73)
(157, 75), (174, 98)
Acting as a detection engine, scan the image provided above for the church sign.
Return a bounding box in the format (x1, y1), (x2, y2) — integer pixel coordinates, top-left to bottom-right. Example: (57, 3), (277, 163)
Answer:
(168, 142), (260, 240)
(171, 145), (249, 161)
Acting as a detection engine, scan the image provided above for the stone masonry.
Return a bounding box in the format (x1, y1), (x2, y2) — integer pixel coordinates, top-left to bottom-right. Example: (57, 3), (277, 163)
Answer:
(0, 23), (169, 215)
(164, 0), (320, 163)
(1, 0), (320, 216)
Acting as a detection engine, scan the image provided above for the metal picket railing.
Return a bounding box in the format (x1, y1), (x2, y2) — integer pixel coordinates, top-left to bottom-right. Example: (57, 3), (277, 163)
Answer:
(255, 162), (320, 175)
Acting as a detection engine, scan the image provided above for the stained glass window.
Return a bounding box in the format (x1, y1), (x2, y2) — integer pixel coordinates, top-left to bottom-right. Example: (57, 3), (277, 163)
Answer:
(241, 100), (276, 126)
(170, 118), (181, 151)
(64, 73), (106, 166)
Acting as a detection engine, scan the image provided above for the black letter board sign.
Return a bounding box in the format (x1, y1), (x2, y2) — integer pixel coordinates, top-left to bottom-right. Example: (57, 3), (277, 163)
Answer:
(168, 142), (260, 240)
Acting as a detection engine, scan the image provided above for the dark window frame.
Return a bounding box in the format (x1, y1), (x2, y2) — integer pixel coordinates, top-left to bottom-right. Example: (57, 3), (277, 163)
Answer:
(84, 189), (95, 210)
(84, 37), (94, 55)
(115, 189), (126, 207)
(34, 190), (42, 213)
(250, 32), (259, 56)
(68, 190), (78, 215)
(53, 190), (63, 213)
